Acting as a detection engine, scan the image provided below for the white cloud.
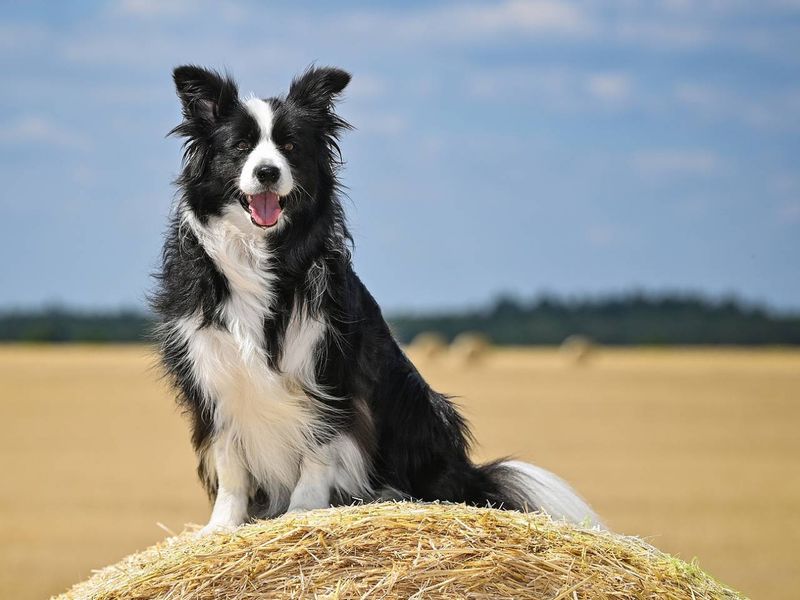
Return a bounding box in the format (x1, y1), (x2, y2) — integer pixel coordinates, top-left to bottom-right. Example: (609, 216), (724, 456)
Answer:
(113, 0), (246, 21)
(116, 0), (193, 17)
(340, 0), (594, 44)
(39, 0), (800, 79)
(446, 0), (593, 36)
(632, 149), (721, 176)
(472, 72), (800, 133)
(0, 116), (89, 149)
(592, 0), (800, 57)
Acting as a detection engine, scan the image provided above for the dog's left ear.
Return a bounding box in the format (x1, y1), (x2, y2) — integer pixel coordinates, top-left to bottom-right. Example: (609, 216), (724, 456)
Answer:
(288, 66), (351, 113)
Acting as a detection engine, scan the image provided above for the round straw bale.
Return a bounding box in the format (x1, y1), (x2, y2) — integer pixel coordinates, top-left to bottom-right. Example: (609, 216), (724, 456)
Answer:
(449, 332), (490, 365)
(55, 502), (744, 600)
(560, 334), (595, 365)
(408, 331), (448, 361)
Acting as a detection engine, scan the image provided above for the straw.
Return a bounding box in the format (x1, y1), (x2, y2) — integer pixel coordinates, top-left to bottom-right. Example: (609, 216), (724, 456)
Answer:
(54, 502), (745, 600)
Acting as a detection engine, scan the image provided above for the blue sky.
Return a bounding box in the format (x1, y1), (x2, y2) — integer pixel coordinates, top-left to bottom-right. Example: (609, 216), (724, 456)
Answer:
(1, 0), (798, 311)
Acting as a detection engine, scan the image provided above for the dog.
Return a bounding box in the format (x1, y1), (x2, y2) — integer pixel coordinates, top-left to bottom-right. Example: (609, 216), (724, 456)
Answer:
(153, 65), (601, 534)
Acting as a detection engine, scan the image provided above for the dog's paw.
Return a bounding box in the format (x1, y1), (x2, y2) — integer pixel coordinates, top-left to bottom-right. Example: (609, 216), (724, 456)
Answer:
(195, 522), (237, 538)
(286, 501), (329, 514)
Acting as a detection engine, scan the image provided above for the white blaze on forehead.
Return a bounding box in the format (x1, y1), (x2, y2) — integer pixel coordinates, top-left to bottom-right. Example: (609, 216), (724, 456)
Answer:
(245, 97), (274, 140)
(239, 96), (294, 198)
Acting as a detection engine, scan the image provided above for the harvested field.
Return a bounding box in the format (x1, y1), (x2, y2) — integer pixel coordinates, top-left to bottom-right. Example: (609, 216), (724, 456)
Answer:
(0, 345), (798, 599)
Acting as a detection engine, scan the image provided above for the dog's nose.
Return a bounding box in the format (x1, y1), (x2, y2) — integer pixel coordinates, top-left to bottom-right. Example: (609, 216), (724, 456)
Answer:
(254, 165), (281, 184)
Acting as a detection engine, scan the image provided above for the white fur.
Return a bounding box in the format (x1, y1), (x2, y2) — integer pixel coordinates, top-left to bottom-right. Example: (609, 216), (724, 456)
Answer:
(502, 460), (603, 528)
(201, 439), (250, 534)
(287, 435), (371, 513)
(175, 208), (371, 529)
(280, 304), (327, 385)
(240, 97), (294, 197)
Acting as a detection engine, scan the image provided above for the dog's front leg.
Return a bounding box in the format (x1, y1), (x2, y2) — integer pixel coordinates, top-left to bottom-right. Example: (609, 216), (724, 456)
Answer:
(199, 438), (250, 535)
(287, 436), (371, 513)
(286, 454), (332, 513)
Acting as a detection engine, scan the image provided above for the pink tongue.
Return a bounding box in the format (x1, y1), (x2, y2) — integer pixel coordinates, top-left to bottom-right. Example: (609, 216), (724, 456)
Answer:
(248, 192), (281, 227)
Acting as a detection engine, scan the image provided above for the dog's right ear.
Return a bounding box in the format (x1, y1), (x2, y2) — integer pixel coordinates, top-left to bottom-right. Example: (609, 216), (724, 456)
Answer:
(173, 65), (239, 125)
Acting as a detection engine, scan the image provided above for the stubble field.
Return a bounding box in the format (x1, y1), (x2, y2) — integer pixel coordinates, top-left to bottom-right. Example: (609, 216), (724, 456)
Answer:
(0, 345), (798, 599)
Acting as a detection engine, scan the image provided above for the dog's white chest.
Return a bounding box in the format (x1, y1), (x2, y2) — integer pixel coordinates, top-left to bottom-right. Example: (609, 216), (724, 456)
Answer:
(177, 214), (328, 504)
(182, 317), (320, 491)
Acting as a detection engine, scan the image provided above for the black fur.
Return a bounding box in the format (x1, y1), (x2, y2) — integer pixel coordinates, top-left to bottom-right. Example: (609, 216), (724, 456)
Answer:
(153, 65), (535, 516)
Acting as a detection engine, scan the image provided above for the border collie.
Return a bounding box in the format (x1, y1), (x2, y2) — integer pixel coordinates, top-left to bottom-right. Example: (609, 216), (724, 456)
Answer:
(153, 65), (600, 534)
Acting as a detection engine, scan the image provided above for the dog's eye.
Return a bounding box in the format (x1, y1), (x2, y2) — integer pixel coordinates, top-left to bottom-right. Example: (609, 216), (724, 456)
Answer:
(281, 142), (294, 153)
(236, 141), (251, 152)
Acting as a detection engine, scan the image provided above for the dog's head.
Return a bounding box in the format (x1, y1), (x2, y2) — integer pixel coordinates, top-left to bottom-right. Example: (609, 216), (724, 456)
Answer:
(170, 65), (351, 233)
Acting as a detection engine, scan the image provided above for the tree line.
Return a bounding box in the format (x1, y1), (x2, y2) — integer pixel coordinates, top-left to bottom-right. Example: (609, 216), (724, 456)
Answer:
(1, 293), (799, 345)
(390, 293), (800, 345)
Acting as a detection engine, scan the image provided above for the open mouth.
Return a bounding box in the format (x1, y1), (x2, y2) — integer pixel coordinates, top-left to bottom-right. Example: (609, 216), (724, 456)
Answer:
(243, 192), (282, 228)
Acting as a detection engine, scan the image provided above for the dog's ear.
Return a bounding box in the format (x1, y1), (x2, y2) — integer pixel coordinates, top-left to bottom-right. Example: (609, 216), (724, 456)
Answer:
(173, 65), (239, 124)
(170, 66), (238, 182)
(288, 66), (351, 113)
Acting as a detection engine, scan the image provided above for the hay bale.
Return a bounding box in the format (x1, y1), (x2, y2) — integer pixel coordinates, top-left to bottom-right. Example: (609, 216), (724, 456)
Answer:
(408, 331), (448, 361)
(449, 332), (490, 365)
(55, 502), (744, 600)
(561, 334), (595, 365)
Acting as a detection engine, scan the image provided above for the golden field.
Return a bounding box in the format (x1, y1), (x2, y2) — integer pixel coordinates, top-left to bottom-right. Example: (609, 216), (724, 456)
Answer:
(0, 345), (798, 599)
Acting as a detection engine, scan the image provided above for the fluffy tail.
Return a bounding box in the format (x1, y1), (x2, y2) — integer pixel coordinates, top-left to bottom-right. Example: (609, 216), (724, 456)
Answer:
(485, 460), (604, 528)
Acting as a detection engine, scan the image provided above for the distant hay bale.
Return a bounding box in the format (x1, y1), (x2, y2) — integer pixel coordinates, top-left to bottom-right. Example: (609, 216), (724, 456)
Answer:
(56, 502), (744, 600)
(561, 334), (595, 365)
(408, 331), (448, 361)
(449, 332), (491, 365)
